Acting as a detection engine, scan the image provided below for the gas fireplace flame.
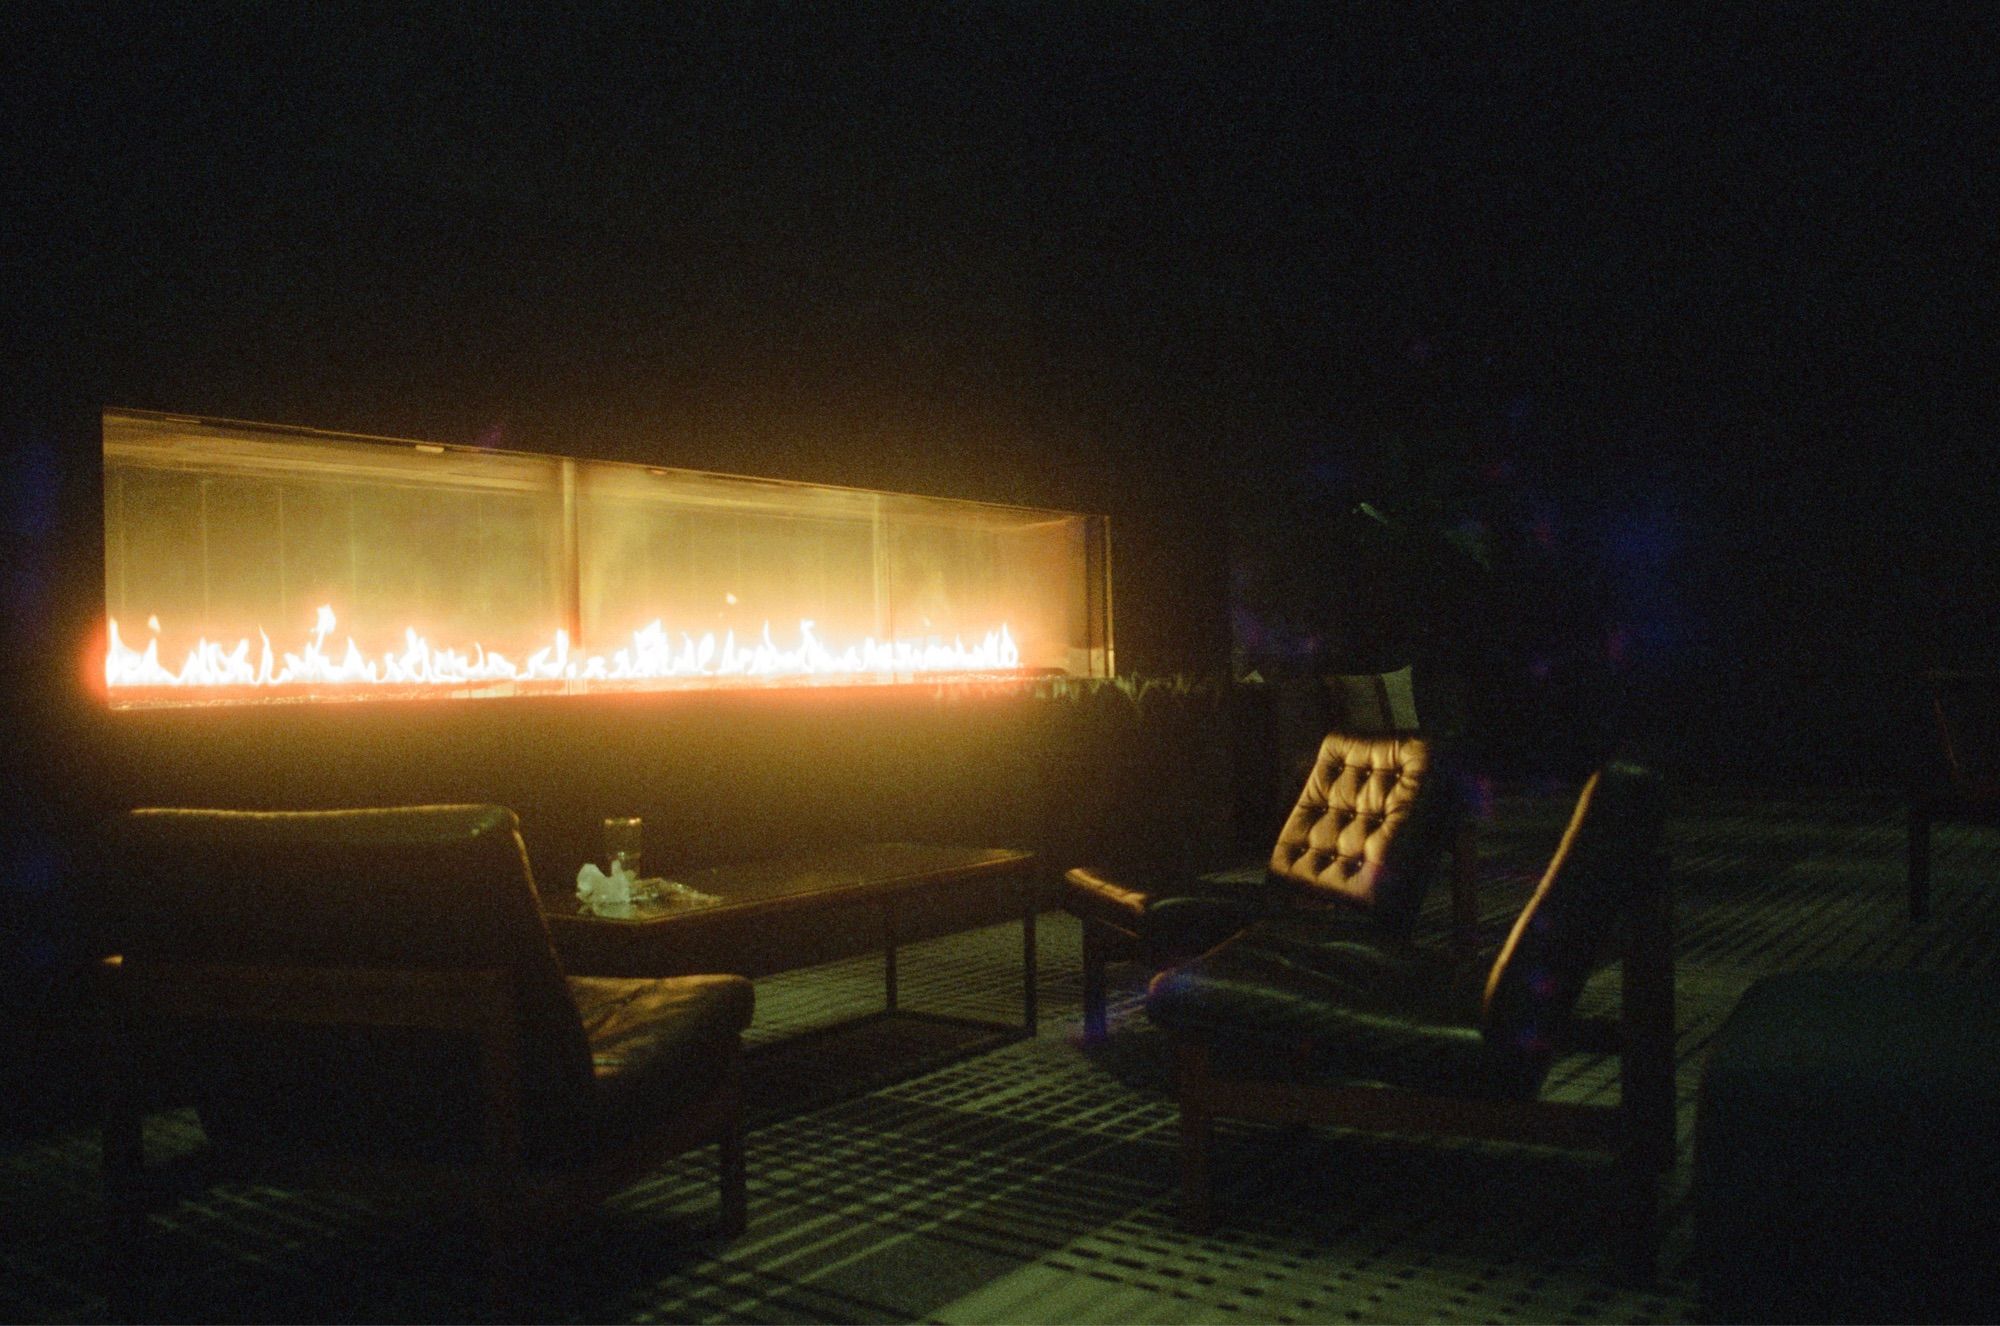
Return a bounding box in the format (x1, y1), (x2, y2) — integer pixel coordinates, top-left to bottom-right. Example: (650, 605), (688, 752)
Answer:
(104, 605), (1022, 692)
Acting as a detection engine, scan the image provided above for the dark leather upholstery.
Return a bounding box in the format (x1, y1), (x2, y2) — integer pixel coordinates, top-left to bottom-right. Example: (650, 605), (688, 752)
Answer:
(103, 805), (753, 1166)
(1148, 759), (1664, 1099)
(1145, 912), (1490, 1095)
(1139, 759), (1673, 1261)
(570, 973), (754, 1157)
(1696, 971), (2000, 1323)
(1066, 732), (1455, 935)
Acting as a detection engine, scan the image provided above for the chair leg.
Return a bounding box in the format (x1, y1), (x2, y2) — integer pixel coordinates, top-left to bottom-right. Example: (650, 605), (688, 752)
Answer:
(1621, 848), (1678, 1173)
(708, 1055), (747, 1237)
(1080, 921), (1110, 1044)
(1612, 850), (1669, 1283)
(1175, 1039), (1214, 1232)
(718, 1115), (747, 1237)
(1610, 1154), (1662, 1285)
(102, 1097), (147, 1323)
(1451, 822), (1481, 958)
(1908, 800), (1931, 921)
(101, 968), (151, 1326)
(481, 1215), (523, 1324)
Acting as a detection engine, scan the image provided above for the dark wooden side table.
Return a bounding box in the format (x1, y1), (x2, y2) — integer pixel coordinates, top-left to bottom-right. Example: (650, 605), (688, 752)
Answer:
(544, 842), (1039, 1041)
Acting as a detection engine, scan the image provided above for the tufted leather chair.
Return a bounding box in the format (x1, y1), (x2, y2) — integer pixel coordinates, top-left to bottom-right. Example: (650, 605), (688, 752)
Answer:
(97, 804), (754, 1314)
(1265, 731), (1460, 928)
(1144, 759), (1675, 1272)
(1063, 729), (1474, 1041)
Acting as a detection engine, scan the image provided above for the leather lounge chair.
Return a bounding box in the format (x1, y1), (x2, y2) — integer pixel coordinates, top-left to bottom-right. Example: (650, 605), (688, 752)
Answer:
(1064, 729), (1477, 1042)
(1145, 758), (1675, 1274)
(97, 804), (754, 1316)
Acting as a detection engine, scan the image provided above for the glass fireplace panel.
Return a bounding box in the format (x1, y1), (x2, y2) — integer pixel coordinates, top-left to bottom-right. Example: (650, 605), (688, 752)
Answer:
(881, 504), (1100, 677)
(101, 408), (1112, 706)
(103, 411), (567, 701)
(575, 465), (887, 678)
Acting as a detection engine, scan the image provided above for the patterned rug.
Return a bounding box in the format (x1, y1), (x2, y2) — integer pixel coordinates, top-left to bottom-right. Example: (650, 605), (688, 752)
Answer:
(4, 784), (1993, 1324)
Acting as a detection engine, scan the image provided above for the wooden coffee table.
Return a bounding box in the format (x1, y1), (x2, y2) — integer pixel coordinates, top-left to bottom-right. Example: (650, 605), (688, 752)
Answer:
(543, 842), (1039, 1042)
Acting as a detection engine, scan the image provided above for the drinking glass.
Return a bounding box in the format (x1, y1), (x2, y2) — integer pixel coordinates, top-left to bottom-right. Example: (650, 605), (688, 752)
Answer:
(603, 816), (642, 879)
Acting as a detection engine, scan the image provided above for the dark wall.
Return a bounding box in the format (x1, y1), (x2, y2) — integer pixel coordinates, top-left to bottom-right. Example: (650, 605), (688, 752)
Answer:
(77, 676), (1247, 889)
(85, 685), (1052, 895)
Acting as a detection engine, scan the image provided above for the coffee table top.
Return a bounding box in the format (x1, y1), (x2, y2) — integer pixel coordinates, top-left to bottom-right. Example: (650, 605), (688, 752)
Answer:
(548, 841), (1035, 927)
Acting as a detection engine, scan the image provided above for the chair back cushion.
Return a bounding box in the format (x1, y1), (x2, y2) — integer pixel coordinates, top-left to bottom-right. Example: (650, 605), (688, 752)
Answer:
(104, 805), (594, 1161)
(1267, 731), (1458, 932)
(1326, 667), (1419, 734)
(1481, 759), (1664, 1094)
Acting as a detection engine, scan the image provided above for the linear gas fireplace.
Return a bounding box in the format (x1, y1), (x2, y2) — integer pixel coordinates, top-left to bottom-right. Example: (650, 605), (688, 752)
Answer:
(101, 409), (1112, 708)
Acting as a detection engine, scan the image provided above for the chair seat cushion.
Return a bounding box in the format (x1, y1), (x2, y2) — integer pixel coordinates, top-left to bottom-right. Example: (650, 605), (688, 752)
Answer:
(1142, 891), (1277, 963)
(1145, 915), (1500, 1097)
(566, 973), (755, 1157)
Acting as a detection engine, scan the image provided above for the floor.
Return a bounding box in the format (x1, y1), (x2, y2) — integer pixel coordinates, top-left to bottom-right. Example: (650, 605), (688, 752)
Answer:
(3, 784), (1992, 1323)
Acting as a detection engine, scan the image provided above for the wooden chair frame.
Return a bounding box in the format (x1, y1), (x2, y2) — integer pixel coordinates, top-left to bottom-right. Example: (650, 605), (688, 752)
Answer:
(1164, 845), (1675, 1276)
(100, 955), (745, 1318)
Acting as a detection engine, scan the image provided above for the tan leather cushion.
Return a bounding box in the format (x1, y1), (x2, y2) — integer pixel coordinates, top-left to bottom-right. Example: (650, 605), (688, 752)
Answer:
(1268, 732), (1434, 908)
(1070, 731), (1455, 936)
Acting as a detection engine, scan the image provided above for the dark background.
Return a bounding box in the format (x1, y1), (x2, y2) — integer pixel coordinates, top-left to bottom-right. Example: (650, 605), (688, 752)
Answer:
(0, 5), (1989, 1116)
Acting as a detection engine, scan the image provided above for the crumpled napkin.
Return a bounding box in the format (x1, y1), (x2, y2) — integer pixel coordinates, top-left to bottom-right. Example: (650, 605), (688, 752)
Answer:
(576, 862), (722, 916)
(576, 859), (635, 917)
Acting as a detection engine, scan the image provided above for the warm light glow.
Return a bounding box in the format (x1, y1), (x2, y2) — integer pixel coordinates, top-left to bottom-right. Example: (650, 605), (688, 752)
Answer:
(104, 604), (1021, 696)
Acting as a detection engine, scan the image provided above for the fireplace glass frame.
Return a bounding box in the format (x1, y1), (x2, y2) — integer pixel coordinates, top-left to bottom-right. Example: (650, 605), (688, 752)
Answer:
(101, 408), (1113, 708)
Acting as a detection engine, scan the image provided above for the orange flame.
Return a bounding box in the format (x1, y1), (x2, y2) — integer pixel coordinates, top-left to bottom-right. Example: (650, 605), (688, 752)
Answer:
(105, 605), (1021, 694)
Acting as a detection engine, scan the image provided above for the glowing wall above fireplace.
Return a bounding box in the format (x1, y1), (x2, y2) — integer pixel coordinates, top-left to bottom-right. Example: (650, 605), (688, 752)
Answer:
(101, 409), (1112, 708)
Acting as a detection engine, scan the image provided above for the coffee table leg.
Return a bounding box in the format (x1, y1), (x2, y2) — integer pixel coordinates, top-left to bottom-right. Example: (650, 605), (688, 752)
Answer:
(1023, 873), (1038, 1032)
(883, 901), (899, 1013)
